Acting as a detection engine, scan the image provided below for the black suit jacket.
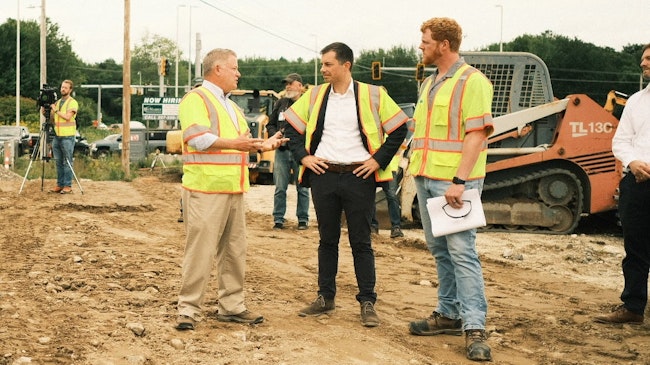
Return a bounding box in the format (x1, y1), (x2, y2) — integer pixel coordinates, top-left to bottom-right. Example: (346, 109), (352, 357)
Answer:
(284, 82), (407, 187)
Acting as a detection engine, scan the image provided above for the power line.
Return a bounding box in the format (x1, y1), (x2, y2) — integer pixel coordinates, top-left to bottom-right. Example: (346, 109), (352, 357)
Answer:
(198, 0), (314, 53)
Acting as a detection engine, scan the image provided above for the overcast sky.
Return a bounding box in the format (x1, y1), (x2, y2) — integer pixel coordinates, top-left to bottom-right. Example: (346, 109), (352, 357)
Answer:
(3, 0), (650, 65)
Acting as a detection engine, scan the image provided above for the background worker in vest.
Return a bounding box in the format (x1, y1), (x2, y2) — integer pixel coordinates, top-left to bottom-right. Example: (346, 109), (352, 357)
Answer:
(267, 73), (310, 230)
(47, 79), (78, 194)
(175, 48), (287, 331)
(406, 18), (494, 362)
(370, 171), (403, 238)
(283, 42), (408, 327)
(594, 43), (650, 325)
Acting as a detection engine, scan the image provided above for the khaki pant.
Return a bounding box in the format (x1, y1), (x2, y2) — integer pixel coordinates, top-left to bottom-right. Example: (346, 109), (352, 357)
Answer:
(177, 190), (247, 318)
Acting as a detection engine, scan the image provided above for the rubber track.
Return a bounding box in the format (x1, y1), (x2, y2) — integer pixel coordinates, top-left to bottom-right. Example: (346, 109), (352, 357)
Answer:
(480, 168), (584, 234)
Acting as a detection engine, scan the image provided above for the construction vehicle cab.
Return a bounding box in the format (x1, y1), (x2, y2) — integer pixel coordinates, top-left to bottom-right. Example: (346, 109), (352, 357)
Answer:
(229, 89), (281, 184)
(397, 52), (622, 234)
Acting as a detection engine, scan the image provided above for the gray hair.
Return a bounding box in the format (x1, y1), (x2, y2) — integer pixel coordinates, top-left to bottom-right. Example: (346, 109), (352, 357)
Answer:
(202, 48), (237, 78)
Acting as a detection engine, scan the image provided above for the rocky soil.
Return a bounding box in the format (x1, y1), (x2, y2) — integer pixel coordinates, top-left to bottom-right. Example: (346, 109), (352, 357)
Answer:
(1, 168), (648, 365)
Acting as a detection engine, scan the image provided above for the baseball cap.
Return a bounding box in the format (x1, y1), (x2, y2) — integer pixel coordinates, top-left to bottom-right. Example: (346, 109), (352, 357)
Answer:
(192, 77), (203, 88)
(283, 73), (303, 84)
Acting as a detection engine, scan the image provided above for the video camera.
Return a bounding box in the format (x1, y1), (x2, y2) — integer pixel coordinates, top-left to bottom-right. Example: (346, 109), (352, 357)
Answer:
(38, 84), (58, 110)
(38, 84), (58, 136)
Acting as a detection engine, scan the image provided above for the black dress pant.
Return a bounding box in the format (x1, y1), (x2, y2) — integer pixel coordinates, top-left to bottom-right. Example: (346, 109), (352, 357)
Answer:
(618, 173), (650, 315)
(310, 170), (377, 304)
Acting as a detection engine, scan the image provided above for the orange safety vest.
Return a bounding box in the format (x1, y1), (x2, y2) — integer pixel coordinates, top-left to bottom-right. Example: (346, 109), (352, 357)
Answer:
(284, 82), (407, 183)
(409, 63), (493, 181)
(53, 97), (77, 137)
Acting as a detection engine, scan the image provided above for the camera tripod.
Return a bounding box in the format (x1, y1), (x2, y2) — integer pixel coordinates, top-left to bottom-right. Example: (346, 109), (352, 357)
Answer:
(19, 115), (84, 195)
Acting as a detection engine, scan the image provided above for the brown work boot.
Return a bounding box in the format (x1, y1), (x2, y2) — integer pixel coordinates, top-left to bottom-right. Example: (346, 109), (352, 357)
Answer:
(409, 311), (462, 336)
(298, 295), (335, 317)
(60, 186), (72, 194)
(216, 310), (264, 324)
(390, 226), (404, 238)
(50, 186), (63, 193)
(360, 301), (380, 327)
(594, 305), (644, 324)
(466, 329), (492, 361)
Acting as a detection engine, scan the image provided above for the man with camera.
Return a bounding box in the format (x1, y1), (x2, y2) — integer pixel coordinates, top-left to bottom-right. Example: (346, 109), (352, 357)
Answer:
(47, 80), (78, 194)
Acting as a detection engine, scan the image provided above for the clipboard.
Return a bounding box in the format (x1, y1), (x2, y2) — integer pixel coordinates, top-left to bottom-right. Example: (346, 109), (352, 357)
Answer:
(425, 188), (486, 237)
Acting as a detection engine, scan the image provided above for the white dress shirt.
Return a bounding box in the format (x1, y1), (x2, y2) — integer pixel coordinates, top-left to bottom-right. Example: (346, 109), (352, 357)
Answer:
(612, 84), (650, 168)
(314, 79), (372, 163)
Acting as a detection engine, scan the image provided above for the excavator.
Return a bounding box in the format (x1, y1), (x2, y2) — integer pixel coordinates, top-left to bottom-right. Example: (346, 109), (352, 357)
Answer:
(396, 52), (629, 234)
(604, 89), (628, 113)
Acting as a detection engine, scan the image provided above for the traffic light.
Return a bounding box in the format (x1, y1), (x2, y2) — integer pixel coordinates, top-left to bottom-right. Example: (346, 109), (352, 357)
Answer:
(160, 57), (171, 76)
(371, 61), (381, 80)
(164, 59), (171, 76)
(159, 57), (166, 76)
(415, 62), (425, 81)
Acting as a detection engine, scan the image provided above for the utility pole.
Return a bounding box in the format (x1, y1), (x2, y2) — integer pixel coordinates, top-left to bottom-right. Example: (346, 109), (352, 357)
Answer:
(194, 33), (202, 79)
(175, 5), (184, 97)
(122, 0), (131, 178)
(16, 0), (20, 126)
(39, 0), (46, 129)
(496, 5), (504, 52)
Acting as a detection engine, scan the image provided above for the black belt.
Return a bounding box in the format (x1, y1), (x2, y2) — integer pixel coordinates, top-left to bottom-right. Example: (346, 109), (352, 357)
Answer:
(326, 163), (363, 173)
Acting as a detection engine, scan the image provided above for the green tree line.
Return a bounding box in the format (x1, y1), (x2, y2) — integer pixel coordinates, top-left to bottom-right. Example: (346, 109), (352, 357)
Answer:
(0, 18), (646, 128)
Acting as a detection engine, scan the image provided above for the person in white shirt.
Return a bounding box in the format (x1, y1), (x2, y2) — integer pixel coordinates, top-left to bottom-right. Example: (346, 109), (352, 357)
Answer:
(283, 42), (408, 327)
(594, 43), (650, 325)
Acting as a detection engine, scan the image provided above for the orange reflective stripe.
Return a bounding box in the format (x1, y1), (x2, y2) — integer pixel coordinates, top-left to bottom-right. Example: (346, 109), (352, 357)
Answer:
(411, 138), (485, 151)
(308, 84), (327, 117)
(367, 85), (382, 133)
(283, 108), (306, 134)
(448, 67), (478, 139)
(183, 124), (211, 143)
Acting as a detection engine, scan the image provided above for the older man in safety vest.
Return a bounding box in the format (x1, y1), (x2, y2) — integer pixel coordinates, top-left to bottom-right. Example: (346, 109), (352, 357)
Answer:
(175, 48), (286, 331)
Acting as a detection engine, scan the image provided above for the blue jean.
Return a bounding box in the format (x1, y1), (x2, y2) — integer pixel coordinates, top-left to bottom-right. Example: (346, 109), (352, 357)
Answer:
(273, 148), (310, 224)
(372, 173), (401, 228)
(52, 136), (75, 188)
(414, 176), (487, 331)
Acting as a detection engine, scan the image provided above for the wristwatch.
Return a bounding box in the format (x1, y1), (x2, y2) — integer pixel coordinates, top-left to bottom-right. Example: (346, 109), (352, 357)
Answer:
(452, 176), (466, 185)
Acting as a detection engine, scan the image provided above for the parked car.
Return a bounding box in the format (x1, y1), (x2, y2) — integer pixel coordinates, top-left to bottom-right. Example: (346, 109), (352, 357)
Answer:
(0, 125), (31, 157)
(28, 130), (91, 158)
(90, 129), (171, 158)
(108, 121), (146, 132)
(90, 133), (121, 158)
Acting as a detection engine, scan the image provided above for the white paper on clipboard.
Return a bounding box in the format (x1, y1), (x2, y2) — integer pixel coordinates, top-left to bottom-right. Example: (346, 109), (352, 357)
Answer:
(425, 188), (486, 237)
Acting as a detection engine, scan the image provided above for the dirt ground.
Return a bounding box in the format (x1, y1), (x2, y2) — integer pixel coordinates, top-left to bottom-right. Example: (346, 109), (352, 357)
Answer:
(1, 167), (649, 365)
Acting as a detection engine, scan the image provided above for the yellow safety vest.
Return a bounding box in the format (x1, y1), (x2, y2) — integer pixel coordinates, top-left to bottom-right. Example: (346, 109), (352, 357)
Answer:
(53, 97), (77, 137)
(284, 82), (406, 183)
(408, 63), (493, 181)
(179, 87), (250, 193)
